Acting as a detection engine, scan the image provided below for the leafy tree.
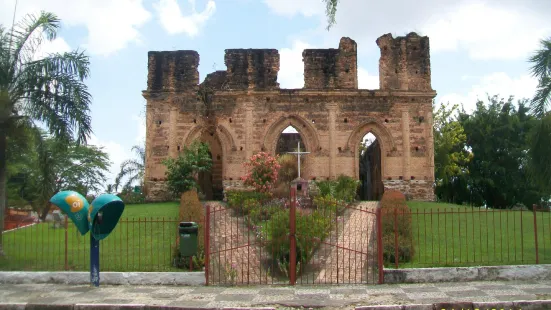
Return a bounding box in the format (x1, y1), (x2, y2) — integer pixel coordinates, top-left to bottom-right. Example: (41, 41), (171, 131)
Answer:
(433, 102), (472, 204)
(0, 12), (92, 254)
(7, 130), (110, 220)
(163, 140), (212, 197)
(458, 95), (549, 208)
(115, 145), (145, 192)
(528, 37), (551, 191)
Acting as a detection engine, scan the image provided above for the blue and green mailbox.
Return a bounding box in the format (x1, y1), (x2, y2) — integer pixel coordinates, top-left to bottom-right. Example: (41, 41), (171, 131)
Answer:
(50, 191), (125, 287)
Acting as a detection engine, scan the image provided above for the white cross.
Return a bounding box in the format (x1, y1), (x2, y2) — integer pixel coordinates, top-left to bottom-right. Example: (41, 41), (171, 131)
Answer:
(287, 141), (310, 179)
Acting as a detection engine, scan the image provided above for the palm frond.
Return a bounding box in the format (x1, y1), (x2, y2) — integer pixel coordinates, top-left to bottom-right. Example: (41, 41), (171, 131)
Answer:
(131, 144), (146, 161)
(530, 77), (551, 118)
(11, 52), (93, 143)
(323, 0), (339, 30)
(529, 38), (551, 80)
(9, 11), (60, 70)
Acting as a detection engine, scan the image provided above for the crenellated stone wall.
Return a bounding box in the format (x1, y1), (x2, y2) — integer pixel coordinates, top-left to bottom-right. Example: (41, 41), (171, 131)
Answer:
(143, 33), (436, 202)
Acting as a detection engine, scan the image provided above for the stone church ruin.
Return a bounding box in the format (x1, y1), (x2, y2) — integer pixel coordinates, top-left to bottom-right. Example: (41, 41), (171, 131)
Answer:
(143, 32), (436, 201)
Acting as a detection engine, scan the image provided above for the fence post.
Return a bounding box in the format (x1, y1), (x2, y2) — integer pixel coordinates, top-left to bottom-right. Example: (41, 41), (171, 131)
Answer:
(289, 186), (297, 286)
(64, 215), (68, 271)
(205, 204), (211, 286)
(394, 208), (399, 269)
(376, 207), (384, 284)
(533, 204), (539, 264)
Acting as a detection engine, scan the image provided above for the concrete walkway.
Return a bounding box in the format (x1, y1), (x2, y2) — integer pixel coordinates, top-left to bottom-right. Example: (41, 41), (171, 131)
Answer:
(1, 280), (550, 309)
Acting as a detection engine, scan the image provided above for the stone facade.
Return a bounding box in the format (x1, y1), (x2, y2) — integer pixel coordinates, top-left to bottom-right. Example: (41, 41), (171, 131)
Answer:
(143, 33), (436, 201)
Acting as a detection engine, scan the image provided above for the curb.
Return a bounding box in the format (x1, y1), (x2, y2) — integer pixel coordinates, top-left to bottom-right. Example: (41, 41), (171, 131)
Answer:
(354, 300), (551, 310)
(384, 264), (551, 284)
(0, 305), (276, 310)
(0, 272), (205, 286)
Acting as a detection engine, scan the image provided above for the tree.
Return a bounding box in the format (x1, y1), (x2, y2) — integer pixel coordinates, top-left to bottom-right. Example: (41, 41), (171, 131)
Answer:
(458, 95), (548, 208)
(323, 0), (339, 30)
(528, 37), (551, 191)
(433, 102), (472, 204)
(115, 145), (145, 192)
(7, 130), (110, 220)
(0, 12), (92, 254)
(163, 140), (212, 197)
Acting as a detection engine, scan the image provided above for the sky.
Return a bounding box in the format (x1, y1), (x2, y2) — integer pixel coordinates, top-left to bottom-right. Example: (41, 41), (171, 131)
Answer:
(1, 0), (550, 187)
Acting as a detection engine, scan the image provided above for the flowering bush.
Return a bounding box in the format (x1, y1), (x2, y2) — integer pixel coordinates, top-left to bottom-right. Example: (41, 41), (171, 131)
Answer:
(241, 152), (281, 193)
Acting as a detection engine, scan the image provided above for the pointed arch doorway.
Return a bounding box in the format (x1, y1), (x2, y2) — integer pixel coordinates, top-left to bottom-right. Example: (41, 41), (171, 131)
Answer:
(358, 132), (383, 200)
(197, 131), (224, 200)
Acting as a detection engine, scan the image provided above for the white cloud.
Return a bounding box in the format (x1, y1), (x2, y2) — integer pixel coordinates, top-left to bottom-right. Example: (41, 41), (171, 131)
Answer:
(32, 37), (72, 61)
(421, 2), (551, 60)
(279, 40), (378, 89)
(263, 0), (323, 18)
(132, 114), (146, 144)
(154, 0), (216, 36)
(438, 72), (538, 112)
(278, 40), (311, 88)
(358, 68), (379, 89)
(263, 0), (551, 61)
(88, 135), (131, 190)
(0, 0), (151, 56)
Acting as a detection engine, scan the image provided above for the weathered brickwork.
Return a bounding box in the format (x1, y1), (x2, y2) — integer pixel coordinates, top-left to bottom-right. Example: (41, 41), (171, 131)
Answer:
(143, 33), (436, 201)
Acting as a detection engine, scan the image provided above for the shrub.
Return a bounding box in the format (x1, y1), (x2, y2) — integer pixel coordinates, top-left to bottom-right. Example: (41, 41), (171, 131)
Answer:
(315, 180), (334, 197)
(272, 182), (290, 199)
(117, 192), (145, 204)
(380, 190), (414, 265)
(163, 140), (212, 196)
(313, 195), (345, 214)
(241, 152), (281, 193)
(313, 175), (358, 203)
(225, 190), (270, 211)
(277, 154), (298, 184)
(247, 200), (282, 225)
(263, 209), (331, 276)
(333, 175), (359, 202)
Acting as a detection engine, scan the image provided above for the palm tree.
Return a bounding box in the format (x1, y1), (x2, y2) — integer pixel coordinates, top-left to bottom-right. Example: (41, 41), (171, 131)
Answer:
(323, 0), (339, 30)
(0, 12), (92, 255)
(115, 145), (145, 193)
(528, 37), (551, 191)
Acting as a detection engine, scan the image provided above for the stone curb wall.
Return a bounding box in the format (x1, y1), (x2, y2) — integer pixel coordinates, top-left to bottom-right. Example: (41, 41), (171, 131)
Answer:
(384, 264), (551, 284)
(0, 305), (276, 310)
(0, 272), (205, 286)
(355, 300), (551, 310)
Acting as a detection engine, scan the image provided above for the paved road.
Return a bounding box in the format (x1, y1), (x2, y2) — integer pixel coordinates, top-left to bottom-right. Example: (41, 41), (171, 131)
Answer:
(1, 280), (550, 309)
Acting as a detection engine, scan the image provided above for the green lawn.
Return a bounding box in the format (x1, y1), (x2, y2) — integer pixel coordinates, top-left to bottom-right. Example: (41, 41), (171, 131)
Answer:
(0, 202), (181, 271)
(395, 201), (551, 268)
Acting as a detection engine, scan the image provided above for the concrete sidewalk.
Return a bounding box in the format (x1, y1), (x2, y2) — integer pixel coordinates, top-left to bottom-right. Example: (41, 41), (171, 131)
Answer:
(1, 280), (550, 309)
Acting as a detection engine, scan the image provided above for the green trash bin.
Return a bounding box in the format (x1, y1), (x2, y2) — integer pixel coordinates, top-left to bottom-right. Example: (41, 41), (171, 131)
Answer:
(179, 222), (199, 257)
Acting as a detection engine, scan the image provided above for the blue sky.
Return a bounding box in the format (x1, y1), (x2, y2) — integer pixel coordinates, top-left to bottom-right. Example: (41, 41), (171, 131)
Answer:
(1, 0), (550, 186)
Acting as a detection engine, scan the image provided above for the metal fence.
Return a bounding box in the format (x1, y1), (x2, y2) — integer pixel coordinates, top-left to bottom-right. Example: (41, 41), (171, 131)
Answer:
(384, 207), (551, 269)
(204, 188), (381, 286)
(1, 217), (202, 272)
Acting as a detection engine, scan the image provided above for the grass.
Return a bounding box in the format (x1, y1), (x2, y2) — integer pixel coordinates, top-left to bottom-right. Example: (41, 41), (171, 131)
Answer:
(394, 201), (551, 268)
(0, 202), (181, 272)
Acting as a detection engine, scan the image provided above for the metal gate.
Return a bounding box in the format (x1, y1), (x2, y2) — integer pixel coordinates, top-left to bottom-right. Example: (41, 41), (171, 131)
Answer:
(205, 187), (382, 285)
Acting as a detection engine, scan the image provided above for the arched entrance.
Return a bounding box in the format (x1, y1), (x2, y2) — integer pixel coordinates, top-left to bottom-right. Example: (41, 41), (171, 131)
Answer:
(197, 131), (224, 200)
(358, 132), (383, 200)
(347, 120), (394, 201)
(275, 125), (304, 183)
